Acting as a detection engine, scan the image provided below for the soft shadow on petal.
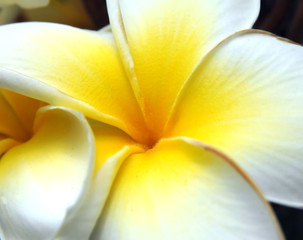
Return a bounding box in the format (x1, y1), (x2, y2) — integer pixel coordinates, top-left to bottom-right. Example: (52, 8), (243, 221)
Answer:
(0, 90), (30, 141)
(90, 137), (283, 240)
(90, 120), (140, 175)
(107, 0), (260, 138)
(0, 106), (95, 240)
(166, 30), (303, 207)
(0, 138), (19, 155)
(1, 89), (42, 135)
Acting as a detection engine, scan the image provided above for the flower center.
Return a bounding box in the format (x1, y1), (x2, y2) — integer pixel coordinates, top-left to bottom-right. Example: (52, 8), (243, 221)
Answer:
(0, 89), (44, 156)
(142, 137), (159, 150)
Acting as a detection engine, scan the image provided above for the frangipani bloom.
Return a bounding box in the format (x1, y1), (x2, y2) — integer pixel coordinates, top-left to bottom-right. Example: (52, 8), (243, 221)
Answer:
(0, 0), (303, 239)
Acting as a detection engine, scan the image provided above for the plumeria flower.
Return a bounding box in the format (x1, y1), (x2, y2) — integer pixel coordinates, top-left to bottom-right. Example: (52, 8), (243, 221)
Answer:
(0, 0), (49, 24)
(0, 0), (302, 239)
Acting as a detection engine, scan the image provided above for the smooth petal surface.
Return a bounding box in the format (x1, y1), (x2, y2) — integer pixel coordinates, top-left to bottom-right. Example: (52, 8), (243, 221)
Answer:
(166, 30), (303, 207)
(55, 122), (143, 239)
(0, 106), (95, 240)
(0, 22), (148, 144)
(0, 138), (19, 155)
(90, 121), (139, 175)
(91, 137), (282, 240)
(107, 0), (260, 139)
(56, 146), (143, 240)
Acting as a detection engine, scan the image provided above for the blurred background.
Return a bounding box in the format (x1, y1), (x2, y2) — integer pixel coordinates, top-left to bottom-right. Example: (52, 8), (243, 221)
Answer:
(254, 0), (303, 44)
(8, 0), (303, 45)
(254, 1), (303, 239)
(1, 0), (303, 239)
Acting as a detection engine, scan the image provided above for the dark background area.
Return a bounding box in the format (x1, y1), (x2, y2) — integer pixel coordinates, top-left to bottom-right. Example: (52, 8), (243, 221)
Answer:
(84, 0), (303, 45)
(272, 203), (303, 239)
(254, 0), (303, 43)
(84, 0), (303, 239)
(255, 1), (303, 239)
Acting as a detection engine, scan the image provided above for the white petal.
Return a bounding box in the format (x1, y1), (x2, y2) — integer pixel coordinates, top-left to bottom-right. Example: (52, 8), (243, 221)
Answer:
(55, 145), (144, 240)
(0, 106), (95, 240)
(107, 0), (260, 138)
(0, 22), (148, 144)
(91, 137), (283, 240)
(166, 30), (303, 207)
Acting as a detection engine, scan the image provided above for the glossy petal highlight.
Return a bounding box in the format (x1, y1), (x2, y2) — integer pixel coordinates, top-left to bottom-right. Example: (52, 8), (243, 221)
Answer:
(166, 30), (303, 207)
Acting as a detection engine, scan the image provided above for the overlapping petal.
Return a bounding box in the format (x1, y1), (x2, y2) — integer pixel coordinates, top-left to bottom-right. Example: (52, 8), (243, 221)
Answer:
(55, 123), (144, 240)
(1, 89), (42, 135)
(0, 106), (95, 240)
(91, 137), (283, 240)
(107, 0), (260, 139)
(0, 1), (297, 238)
(0, 138), (19, 155)
(90, 121), (139, 175)
(0, 22), (149, 144)
(166, 30), (303, 207)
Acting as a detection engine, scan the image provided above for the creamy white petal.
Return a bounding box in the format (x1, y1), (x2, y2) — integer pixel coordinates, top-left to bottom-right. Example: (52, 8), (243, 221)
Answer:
(55, 121), (143, 239)
(91, 137), (283, 240)
(107, 0), (260, 139)
(166, 30), (303, 207)
(0, 106), (95, 240)
(0, 22), (149, 144)
(55, 145), (143, 240)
